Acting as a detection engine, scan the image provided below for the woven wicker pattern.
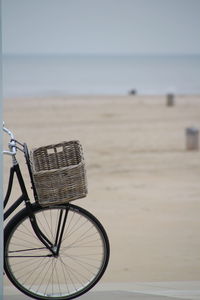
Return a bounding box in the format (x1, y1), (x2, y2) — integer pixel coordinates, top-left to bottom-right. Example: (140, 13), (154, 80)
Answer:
(30, 141), (87, 206)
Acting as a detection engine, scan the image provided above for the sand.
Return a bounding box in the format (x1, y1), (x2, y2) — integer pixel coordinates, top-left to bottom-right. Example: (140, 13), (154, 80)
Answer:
(3, 94), (200, 284)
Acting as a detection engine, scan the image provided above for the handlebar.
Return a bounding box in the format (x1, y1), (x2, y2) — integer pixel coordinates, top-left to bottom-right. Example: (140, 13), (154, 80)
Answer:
(3, 123), (17, 156)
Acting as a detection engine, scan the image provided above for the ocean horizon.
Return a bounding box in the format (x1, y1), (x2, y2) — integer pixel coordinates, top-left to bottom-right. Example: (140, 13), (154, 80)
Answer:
(2, 54), (200, 98)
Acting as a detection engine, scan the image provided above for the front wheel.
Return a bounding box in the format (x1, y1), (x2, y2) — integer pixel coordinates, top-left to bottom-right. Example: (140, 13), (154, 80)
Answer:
(4, 203), (110, 299)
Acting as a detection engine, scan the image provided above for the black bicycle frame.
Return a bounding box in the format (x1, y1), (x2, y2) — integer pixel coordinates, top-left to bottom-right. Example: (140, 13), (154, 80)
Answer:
(4, 162), (69, 256)
(4, 163), (29, 220)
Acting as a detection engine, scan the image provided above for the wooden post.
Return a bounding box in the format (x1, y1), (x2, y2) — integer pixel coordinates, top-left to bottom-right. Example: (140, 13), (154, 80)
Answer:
(166, 93), (174, 106)
(186, 127), (199, 150)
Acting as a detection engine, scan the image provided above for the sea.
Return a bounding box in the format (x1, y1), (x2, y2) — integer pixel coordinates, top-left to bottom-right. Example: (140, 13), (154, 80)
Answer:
(2, 54), (200, 98)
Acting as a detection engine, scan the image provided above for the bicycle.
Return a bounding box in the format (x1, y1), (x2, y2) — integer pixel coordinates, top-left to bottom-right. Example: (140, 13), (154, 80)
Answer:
(3, 123), (110, 300)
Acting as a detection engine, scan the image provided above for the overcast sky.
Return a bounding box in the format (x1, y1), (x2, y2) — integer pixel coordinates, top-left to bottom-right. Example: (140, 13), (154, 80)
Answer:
(2, 0), (200, 55)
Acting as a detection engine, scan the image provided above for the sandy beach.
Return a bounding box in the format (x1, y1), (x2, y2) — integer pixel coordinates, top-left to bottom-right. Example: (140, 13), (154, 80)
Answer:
(3, 94), (200, 286)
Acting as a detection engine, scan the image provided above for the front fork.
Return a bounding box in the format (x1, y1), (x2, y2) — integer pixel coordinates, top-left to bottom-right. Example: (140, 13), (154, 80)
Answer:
(26, 202), (69, 257)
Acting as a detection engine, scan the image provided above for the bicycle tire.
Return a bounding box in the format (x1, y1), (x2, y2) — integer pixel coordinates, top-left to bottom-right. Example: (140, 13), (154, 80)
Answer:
(4, 203), (110, 300)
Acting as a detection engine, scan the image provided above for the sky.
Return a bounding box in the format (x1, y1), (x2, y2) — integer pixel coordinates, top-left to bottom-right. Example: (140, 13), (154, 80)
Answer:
(1, 0), (200, 55)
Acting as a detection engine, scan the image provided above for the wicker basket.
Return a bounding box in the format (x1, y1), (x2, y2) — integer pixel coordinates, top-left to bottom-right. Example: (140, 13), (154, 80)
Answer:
(30, 141), (87, 206)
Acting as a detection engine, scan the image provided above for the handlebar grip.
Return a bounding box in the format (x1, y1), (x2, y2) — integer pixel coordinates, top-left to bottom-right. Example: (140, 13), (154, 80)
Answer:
(3, 125), (14, 140)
